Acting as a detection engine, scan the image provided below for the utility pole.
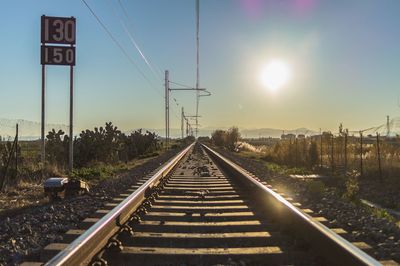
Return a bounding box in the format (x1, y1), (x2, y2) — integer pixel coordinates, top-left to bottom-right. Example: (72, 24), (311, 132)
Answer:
(165, 70), (169, 149)
(181, 107), (184, 139)
(167, 71), (206, 142)
(195, 0), (200, 137)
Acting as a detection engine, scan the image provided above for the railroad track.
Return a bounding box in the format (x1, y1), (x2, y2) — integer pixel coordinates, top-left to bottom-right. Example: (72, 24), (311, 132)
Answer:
(22, 142), (397, 266)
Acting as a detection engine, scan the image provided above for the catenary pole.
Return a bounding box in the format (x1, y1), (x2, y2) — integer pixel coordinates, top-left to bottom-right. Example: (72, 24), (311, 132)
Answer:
(165, 70), (169, 149)
(181, 107), (184, 139)
(195, 0), (200, 137)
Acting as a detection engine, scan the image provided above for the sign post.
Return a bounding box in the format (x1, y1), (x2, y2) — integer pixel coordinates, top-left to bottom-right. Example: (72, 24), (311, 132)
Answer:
(40, 15), (76, 173)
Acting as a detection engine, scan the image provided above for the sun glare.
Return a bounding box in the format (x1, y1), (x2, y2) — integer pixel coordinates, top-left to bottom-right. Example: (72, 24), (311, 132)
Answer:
(260, 60), (291, 91)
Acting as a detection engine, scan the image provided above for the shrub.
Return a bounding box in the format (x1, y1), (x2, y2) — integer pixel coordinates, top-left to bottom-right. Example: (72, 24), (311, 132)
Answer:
(211, 126), (241, 151)
(344, 175), (359, 201)
(46, 122), (159, 168)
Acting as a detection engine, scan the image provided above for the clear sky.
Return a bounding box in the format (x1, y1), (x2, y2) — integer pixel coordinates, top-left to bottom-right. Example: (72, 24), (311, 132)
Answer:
(1, 0), (400, 136)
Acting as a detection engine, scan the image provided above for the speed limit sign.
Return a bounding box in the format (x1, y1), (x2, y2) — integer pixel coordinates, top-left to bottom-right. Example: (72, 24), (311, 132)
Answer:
(41, 15), (76, 66)
(41, 16), (76, 45)
(39, 15), (77, 174)
(41, 46), (75, 65)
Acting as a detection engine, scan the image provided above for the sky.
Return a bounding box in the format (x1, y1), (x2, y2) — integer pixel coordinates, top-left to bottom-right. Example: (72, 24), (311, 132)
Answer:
(1, 0), (400, 137)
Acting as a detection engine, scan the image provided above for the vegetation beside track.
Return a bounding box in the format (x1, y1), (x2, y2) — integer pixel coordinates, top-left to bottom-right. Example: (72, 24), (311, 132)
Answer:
(210, 126), (400, 213)
(0, 122), (194, 192)
(0, 122), (193, 214)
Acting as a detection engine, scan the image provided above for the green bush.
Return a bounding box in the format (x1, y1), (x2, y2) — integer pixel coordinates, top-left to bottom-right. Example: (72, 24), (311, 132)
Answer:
(344, 175), (359, 201)
(46, 122), (159, 168)
(71, 163), (115, 181)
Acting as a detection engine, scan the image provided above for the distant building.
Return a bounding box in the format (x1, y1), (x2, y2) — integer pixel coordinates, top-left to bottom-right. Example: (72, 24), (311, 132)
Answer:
(281, 133), (295, 140)
(297, 134), (305, 139)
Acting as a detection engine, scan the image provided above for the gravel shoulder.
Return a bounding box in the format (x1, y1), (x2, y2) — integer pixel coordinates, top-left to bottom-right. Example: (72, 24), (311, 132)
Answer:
(0, 148), (181, 266)
(217, 148), (400, 263)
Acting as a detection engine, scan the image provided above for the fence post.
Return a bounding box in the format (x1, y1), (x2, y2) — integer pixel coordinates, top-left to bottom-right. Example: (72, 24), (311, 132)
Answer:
(320, 132), (323, 167)
(15, 124), (18, 179)
(344, 131), (348, 175)
(376, 133), (383, 183)
(331, 134), (334, 175)
(303, 138), (306, 164)
(295, 137), (298, 167)
(360, 131), (363, 177)
(1, 134), (17, 191)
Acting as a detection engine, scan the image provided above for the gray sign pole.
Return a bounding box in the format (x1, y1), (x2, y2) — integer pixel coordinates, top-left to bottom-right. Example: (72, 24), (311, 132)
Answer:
(69, 64), (74, 173)
(41, 64), (46, 174)
(41, 15), (76, 174)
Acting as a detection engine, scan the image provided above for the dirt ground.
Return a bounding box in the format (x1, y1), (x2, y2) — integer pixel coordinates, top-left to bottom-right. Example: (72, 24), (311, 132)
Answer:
(0, 183), (46, 218)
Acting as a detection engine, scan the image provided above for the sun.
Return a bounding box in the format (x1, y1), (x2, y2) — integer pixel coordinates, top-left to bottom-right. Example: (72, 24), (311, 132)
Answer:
(260, 60), (291, 91)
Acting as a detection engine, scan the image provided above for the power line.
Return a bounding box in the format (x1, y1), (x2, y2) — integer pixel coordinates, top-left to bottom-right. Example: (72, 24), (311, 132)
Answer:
(169, 81), (193, 89)
(113, 0), (164, 81)
(117, 0), (164, 78)
(81, 0), (163, 98)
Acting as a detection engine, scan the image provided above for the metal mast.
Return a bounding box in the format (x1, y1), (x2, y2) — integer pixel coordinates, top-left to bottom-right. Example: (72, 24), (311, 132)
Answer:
(165, 70), (169, 149)
(181, 107), (184, 139)
(195, 0), (200, 137)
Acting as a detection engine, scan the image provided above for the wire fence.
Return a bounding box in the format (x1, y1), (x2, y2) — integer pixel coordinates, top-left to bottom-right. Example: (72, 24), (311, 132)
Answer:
(247, 131), (400, 182)
(0, 122), (67, 190)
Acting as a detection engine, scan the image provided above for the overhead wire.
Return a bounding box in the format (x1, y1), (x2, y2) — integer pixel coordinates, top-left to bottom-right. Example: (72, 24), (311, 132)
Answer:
(169, 81), (194, 89)
(117, 0), (164, 78)
(81, 0), (163, 98)
(113, 0), (163, 81)
(82, 0), (188, 132)
(109, 0), (186, 122)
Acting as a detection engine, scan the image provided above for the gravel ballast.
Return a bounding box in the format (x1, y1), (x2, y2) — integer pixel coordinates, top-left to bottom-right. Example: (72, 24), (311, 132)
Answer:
(0, 148), (181, 266)
(217, 148), (400, 263)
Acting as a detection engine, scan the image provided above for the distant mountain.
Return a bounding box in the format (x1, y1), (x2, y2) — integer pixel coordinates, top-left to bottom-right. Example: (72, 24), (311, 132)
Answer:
(0, 119), (317, 140)
(0, 118), (68, 140)
(3, 116), (399, 140)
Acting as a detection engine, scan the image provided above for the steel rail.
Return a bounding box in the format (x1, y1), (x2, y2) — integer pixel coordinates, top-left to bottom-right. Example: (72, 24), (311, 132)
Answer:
(45, 143), (194, 266)
(201, 143), (382, 266)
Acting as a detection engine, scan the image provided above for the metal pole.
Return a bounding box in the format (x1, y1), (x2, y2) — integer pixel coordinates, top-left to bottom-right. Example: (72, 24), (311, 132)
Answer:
(181, 107), (184, 139)
(320, 129), (322, 167)
(295, 137), (298, 167)
(376, 133), (382, 182)
(69, 66), (74, 173)
(344, 131), (348, 175)
(331, 134), (334, 175)
(41, 64), (46, 172)
(15, 123), (18, 177)
(165, 70), (169, 149)
(195, 0), (200, 137)
(360, 131), (363, 177)
(387, 115), (390, 137)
